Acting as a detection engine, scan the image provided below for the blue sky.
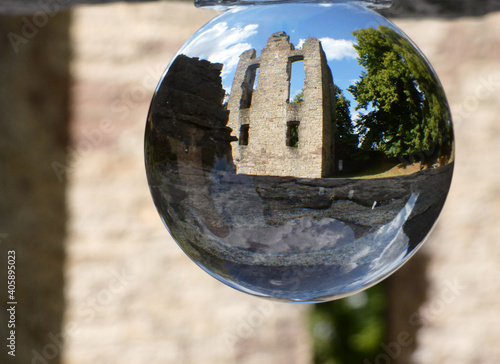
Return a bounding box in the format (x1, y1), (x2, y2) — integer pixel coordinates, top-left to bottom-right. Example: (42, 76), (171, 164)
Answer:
(178, 3), (396, 114)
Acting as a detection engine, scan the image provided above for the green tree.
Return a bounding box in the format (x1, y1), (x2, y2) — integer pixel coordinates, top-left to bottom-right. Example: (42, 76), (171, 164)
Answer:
(310, 285), (386, 364)
(333, 84), (358, 155)
(349, 25), (452, 165)
(292, 89), (304, 103)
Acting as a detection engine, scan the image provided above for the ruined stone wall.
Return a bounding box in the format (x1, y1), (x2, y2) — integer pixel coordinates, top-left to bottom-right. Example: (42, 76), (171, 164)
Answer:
(388, 13), (500, 363)
(146, 54), (236, 238)
(228, 33), (334, 178)
(3, 0), (500, 17)
(302, 38), (335, 177)
(0, 12), (70, 364)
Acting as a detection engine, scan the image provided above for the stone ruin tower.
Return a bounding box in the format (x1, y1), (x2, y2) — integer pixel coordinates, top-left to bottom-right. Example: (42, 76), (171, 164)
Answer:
(227, 31), (335, 178)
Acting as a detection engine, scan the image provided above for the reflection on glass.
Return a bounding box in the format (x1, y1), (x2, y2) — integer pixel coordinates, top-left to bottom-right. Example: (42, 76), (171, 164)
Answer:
(145, 3), (454, 302)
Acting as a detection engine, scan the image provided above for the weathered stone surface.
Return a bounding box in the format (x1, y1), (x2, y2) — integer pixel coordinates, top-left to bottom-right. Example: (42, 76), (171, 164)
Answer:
(382, 0), (500, 17)
(65, 2), (311, 363)
(384, 13), (500, 364)
(0, 0), (161, 14)
(2, 0), (500, 16)
(227, 33), (335, 178)
(0, 11), (70, 364)
(148, 54), (236, 164)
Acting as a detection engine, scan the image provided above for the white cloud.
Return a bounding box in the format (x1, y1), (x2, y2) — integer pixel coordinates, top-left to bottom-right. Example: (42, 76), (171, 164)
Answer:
(180, 22), (258, 81)
(318, 37), (357, 61)
(221, 217), (356, 255)
(341, 193), (419, 290)
(296, 37), (357, 61)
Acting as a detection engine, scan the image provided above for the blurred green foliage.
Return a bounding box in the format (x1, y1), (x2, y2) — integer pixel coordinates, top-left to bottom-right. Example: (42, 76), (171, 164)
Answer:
(309, 284), (386, 364)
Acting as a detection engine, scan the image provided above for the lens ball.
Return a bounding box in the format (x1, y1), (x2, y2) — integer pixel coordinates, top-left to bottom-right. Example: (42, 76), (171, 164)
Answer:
(145, 3), (454, 302)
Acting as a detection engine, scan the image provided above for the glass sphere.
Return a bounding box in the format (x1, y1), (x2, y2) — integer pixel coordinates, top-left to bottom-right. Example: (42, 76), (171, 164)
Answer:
(145, 2), (454, 302)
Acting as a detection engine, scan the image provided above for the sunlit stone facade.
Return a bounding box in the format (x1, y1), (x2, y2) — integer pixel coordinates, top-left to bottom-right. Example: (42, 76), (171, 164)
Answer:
(227, 32), (336, 178)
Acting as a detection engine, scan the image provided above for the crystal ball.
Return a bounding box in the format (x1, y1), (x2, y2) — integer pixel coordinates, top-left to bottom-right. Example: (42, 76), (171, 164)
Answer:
(145, 3), (454, 302)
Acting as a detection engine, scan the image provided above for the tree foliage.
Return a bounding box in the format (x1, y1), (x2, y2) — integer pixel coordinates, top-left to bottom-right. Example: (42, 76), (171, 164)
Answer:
(348, 25), (452, 164)
(333, 84), (368, 170)
(292, 89), (304, 103)
(333, 84), (356, 148)
(310, 285), (386, 364)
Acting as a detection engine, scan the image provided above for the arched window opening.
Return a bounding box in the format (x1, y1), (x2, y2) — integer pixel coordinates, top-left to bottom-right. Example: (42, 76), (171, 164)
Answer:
(287, 121), (300, 147)
(239, 124), (250, 146)
(240, 64), (259, 109)
(289, 57), (305, 103)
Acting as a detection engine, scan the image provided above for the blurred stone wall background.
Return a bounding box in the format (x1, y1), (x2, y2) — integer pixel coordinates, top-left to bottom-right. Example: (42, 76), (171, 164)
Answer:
(0, 11), (70, 364)
(3, 0), (500, 16)
(64, 3), (311, 363)
(391, 13), (500, 363)
(0, 1), (499, 364)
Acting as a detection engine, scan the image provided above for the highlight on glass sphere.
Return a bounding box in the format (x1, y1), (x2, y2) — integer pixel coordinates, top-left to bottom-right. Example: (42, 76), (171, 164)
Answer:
(145, 2), (454, 302)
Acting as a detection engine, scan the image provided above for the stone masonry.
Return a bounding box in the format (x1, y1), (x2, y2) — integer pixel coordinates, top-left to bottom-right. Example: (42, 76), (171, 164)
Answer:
(227, 32), (335, 178)
(64, 4), (312, 364)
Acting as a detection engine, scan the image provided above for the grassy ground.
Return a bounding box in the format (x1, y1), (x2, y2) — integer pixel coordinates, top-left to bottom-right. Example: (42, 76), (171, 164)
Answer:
(351, 162), (423, 179)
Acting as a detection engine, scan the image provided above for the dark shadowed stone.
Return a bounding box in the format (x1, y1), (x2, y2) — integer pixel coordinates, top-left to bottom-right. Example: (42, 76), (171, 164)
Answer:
(1, 0), (499, 16)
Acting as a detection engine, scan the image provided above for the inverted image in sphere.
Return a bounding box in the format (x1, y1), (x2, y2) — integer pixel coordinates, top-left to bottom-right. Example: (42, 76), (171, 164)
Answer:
(145, 3), (454, 302)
